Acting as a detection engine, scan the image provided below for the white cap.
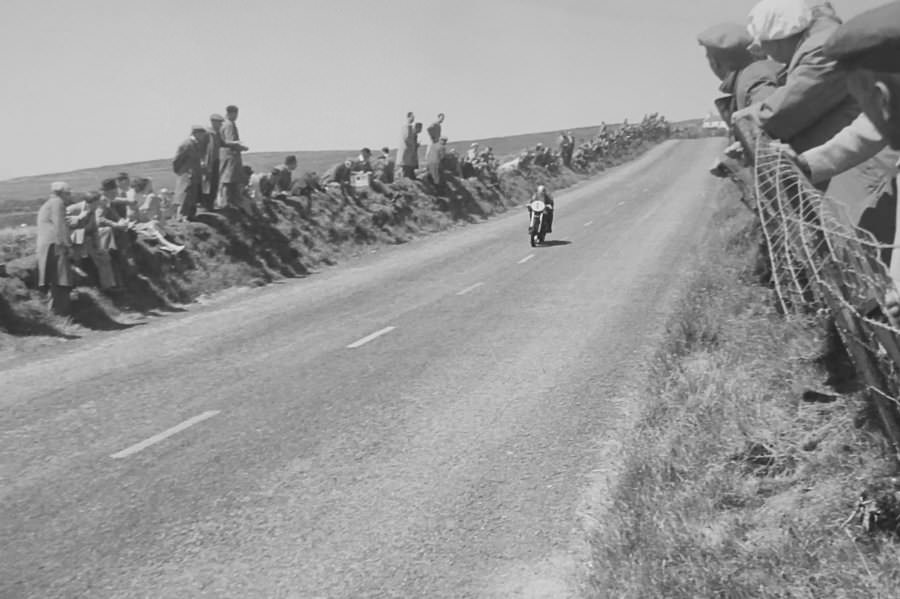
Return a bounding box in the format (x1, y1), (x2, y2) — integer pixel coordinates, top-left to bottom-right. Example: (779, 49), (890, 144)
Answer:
(748, 0), (813, 42)
(51, 181), (71, 193)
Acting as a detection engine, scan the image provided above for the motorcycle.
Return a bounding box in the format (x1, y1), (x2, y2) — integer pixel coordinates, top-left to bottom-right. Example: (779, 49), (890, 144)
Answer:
(528, 198), (551, 247)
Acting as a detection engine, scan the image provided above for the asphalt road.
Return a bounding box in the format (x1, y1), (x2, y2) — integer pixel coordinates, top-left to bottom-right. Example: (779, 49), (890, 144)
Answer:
(1, 138), (725, 599)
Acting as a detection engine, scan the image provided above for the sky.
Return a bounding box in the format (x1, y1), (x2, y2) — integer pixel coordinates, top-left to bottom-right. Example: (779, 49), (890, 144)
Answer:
(0, 0), (888, 180)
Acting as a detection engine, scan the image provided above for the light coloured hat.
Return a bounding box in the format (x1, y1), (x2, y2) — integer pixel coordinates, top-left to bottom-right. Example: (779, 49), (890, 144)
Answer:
(51, 181), (70, 193)
(748, 0), (813, 42)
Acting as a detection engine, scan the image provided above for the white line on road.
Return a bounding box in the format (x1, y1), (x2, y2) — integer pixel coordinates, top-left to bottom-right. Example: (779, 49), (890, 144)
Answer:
(110, 411), (220, 459)
(456, 282), (485, 296)
(518, 254), (535, 264)
(617, 201), (625, 206)
(347, 326), (396, 348)
(584, 221), (593, 227)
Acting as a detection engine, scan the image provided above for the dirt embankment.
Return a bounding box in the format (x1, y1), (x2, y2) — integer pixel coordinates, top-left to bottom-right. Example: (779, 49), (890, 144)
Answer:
(0, 121), (669, 347)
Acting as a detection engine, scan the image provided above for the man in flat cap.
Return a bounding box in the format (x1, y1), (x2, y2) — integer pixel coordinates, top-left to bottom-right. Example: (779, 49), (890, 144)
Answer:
(818, 1), (900, 318)
(202, 113), (225, 210)
(699, 22), (783, 178)
(173, 125), (208, 221)
(219, 105), (250, 209)
(699, 22), (782, 126)
(735, 0), (859, 186)
(36, 182), (75, 315)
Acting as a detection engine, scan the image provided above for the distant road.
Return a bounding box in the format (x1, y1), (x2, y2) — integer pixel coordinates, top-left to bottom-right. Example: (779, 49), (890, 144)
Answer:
(1, 138), (724, 598)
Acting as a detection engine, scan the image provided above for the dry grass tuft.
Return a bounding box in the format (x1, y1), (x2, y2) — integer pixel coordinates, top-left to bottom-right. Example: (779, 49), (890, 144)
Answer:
(587, 185), (900, 598)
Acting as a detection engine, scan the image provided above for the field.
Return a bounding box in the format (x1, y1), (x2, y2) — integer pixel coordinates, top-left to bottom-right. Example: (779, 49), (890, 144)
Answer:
(0, 120), (700, 229)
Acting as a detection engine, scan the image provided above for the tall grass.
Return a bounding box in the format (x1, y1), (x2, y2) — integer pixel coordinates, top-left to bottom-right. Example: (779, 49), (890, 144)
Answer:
(588, 186), (900, 598)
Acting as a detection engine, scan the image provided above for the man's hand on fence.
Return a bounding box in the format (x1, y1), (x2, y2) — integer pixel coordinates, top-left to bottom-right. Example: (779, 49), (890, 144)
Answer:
(769, 141), (812, 178)
(723, 142), (745, 161)
(709, 157), (731, 178)
(731, 105), (761, 129)
(709, 146), (747, 178)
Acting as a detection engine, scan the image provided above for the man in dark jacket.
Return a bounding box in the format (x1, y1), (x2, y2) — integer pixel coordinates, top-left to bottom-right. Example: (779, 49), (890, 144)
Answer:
(173, 125), (208, 220)
(698, 22), (782, 125)
(270, 155), (298, 197)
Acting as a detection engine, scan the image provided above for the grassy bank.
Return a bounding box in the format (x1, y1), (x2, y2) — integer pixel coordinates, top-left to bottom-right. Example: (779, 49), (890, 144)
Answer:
(0, 123), (668, 348)
(587, 184), (900, 597)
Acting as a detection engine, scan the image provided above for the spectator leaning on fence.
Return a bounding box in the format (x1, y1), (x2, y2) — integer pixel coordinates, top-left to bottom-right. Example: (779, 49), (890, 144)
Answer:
(734, 0), (860, 188)
(697, 23), (784, 177)
(36, 182), (75, 315)
(819, 1), (900, 318)
(698, 22), (782, 127)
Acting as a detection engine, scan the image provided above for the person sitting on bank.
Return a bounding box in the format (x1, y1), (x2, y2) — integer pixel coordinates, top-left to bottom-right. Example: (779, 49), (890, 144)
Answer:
(128, 178), (185, 254)
(375, 147), (395, 183)
(66, 190), (116, 289)
(270, 155), (298, 198)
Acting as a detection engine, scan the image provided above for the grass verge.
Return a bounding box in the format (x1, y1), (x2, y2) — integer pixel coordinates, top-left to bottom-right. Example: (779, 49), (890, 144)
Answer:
(587, 184), (900, 598)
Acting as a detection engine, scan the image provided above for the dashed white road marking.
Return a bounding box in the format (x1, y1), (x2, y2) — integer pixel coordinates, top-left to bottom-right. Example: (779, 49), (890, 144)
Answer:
(347, 326), (396, 348)
(111, 411), (220, 459)
(456, 282), (485, 296)
(518, 254), (535, 264)
(584, 221), (593, 227)
(617, 201), (625, 206)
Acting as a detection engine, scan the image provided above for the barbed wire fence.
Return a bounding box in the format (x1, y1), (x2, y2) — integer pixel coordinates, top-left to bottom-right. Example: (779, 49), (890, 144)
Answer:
(731, 117), (900, 457)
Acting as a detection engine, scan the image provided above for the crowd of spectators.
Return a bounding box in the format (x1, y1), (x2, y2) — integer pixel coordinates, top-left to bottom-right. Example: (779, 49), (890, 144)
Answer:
(32, 92), (675, 316)
(496, 116), (670, 176)
(35, 171), (185, 314)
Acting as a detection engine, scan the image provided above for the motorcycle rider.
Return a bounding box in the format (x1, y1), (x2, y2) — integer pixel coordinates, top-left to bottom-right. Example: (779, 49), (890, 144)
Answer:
(528, 185), (554, 233)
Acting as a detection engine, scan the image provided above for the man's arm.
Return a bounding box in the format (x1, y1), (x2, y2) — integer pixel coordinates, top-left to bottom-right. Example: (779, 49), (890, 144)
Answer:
(755, 48), (851, 142)
(800, 113), (888, 183)
(67, 204), (93, 229)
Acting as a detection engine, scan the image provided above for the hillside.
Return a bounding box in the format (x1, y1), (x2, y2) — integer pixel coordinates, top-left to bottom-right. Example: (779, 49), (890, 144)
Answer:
(0, 124), (614, 229)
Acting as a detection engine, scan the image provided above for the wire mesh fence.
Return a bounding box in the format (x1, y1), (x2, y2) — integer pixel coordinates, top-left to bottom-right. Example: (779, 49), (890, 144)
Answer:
(732, 117), (900, 455)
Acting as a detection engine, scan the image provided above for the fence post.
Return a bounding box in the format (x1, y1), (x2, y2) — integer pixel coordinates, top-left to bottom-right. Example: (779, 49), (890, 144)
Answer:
(834, 306), (900, 458)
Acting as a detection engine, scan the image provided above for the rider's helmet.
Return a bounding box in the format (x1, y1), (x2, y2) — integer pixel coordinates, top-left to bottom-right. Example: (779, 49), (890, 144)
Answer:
(536, 185), (546, 196)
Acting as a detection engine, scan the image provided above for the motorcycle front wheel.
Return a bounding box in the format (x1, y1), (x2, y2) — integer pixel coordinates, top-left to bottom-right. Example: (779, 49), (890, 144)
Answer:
(530, 234), (537, 247)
